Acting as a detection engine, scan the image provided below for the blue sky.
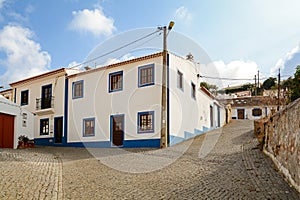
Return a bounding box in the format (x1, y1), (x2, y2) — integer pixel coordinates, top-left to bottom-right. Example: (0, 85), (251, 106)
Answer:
(0, 0), (300, 88)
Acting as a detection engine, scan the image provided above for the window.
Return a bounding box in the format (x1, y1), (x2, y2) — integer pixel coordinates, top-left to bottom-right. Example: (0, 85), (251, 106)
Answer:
(40, 119), (49, 135)
(72, 80), (84, 99)
(109, 71), (123, 92)
(177, 70), (183, 90)
(138, 64), (154, 87)
(83, 118), (95, 137)
(21, 90), (29, 106)
(252, 108), (262, 116)
(137, 111), (154, 133)
(191, 82), (196, 99)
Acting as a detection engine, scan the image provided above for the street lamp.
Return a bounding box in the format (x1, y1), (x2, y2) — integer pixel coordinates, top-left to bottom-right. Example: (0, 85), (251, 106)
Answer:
(159, 21), (174, 148)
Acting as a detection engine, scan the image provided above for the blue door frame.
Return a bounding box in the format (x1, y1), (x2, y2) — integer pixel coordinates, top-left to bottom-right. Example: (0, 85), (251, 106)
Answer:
(54, 116), (63, 144)
(110, 114), (124, 147)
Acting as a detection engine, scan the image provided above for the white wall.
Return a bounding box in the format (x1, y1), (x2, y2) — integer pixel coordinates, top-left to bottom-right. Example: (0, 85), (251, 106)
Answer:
(13, 73), (66, 139)
(0, 95), (34, 149)
(168, 54), (225, 144)
(68, 56), (163, 143)
(232, 106), (276, 120)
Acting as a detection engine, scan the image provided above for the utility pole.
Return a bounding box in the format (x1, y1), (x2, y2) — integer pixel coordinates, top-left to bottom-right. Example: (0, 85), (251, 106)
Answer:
(277, 68), (281, 111)
(257, 70), (260, 87)
(160, 21), (174, 148)
(257, 70), (260, 95)
(254, 75), (257, 96)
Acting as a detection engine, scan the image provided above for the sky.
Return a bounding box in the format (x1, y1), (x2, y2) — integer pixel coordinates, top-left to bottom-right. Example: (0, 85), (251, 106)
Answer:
(0, 0), (300, 88)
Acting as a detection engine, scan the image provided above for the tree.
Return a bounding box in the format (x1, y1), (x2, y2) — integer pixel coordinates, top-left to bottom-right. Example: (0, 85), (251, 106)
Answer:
(262, 77), (276, 90)
(200, 82), (218, 94)
(291, 65), (300, 101)
(200, 82), (208, 90)
(225, 83), (254, 94)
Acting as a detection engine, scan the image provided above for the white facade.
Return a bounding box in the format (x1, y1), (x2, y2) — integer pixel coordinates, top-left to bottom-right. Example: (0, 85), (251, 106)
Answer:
(7, 52), (227, 148)
(10, 68), (79, 146)
(67, 52), (226, 147)
(0, 95), (34, 149)
(231, 106), (276, 120)
(67, 53), (163, 147)
(0, 89), (13, 101)
(168, 54), (225, 145)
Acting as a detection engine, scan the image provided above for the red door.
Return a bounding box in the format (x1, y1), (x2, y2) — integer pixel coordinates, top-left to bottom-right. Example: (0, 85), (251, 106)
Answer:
(237, 109), (245, 119)
(0, 113), (15, 148)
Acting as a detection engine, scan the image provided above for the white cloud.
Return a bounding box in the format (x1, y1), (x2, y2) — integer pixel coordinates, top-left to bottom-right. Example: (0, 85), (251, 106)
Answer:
(69, 8), (116, 37)
(174, 6), (192, 24)
(271, 43), (300, 76)
(68, 61), (81, 69)
(104, 53), (135, 66)
(0, 25), (51, 85)
(200, 60), (259, 89)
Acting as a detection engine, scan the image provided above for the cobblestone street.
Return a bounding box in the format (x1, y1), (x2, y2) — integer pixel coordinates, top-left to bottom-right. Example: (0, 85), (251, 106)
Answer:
(0, 120), (299, 199)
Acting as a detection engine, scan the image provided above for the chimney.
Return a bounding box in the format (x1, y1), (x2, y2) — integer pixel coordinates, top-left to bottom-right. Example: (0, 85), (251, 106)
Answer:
(84, 66), (92, 71)
(186, 52), (194, 61)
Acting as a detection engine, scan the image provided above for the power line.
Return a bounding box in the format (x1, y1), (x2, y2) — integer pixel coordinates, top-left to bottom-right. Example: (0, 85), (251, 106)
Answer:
(70, 29), (162, 69)
(200, 74), (294, 82)
(199, 75), (255, 81)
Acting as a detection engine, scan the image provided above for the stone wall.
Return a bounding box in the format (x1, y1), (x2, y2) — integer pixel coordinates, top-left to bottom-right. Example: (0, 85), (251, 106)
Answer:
(258, 98), (300, 193)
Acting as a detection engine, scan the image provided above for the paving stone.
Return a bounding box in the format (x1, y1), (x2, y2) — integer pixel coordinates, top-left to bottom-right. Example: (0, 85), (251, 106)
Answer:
(0, 120), (299, 199)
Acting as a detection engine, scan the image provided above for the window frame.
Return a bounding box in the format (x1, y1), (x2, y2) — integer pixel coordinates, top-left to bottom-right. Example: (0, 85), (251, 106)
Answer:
(40, 118), (49, 135)
(191, 82), (196, 99)
(252, 108), (262, 117)
(20, 90), (29, 106)
(138, 64), (155, 87)
(177, 70), (184, 91)
(109, 71), (123, 93)
(72, 80), (84, 99)
(137, 111), (155, 134)
(83, 118), (95, 137)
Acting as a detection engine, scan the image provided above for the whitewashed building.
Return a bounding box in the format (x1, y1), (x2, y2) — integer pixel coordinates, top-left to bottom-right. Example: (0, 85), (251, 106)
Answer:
(0, 95), (34, 149)
(219, 96), (282, 120)
(66, 52), (226, 147)
(7, 52), (226, 148)
(9, 68), (79, 146)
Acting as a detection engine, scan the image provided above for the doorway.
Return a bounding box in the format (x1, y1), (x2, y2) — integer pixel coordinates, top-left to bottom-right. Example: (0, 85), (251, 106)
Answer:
(111, 115), (124, 147)
(237, 109), (245, 119)
(54, 117), (63, 143)
(210, 105), (214, 128)
(0, 113), (14, 148)
(41, 84), (52, 109)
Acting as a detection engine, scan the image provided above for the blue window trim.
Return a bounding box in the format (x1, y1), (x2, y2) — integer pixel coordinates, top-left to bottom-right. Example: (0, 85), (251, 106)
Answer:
(108, 70), (123, 93)
(83, 117), (95, 137)
(177, 70), (184, 91)
(72, 80), (84, 99)
(40, 118), (49, 135)
(138, 64), (155, 87)
(137, 111), (155, 134)
(110, 114), (125, 147)
(191, 82), (196, 100)
(20, 90), (29, 106)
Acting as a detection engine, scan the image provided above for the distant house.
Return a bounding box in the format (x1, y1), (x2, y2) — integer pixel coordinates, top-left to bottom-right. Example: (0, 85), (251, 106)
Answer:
(0, 95), (34, 149)
(7, 52), (227, 148)
(0, 88), (13, 101)
(219, 96), (282, 120)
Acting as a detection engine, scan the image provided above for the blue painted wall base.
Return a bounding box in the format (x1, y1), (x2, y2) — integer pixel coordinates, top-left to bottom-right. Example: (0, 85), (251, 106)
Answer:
(34, 138), (160, 148)
(169, 126), (212, 146)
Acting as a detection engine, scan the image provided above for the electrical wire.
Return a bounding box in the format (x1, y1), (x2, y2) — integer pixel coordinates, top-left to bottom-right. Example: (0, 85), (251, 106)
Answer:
(200, 75), (257, 81)
(70, 29), (162, 69)
(95, 32), (162, 67)
(199, 74), (294, 82)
